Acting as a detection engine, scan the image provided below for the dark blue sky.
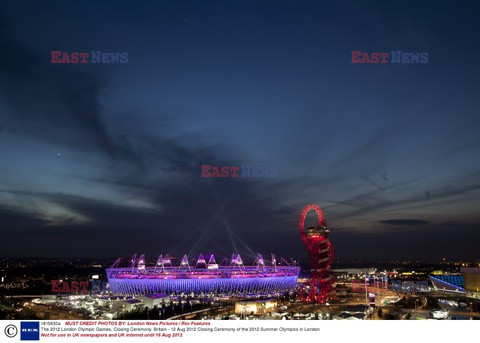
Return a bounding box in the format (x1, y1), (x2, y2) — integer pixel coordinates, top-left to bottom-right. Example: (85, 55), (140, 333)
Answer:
(0, 0), (479, 260)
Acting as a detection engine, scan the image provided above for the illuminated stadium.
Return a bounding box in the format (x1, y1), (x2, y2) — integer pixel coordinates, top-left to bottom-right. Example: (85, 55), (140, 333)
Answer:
(106, 253), (300, 296)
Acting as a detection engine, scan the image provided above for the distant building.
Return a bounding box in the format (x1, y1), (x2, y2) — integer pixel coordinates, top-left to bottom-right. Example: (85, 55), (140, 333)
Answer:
(334, 268), (376, 276)
(234, 299), (277, 315)
(113, 299), (143, 312)
(137, 293), (171, 308)
(460, 267), (480, 297)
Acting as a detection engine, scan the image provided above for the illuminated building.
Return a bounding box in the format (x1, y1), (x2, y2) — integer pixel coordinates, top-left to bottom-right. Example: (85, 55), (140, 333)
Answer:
(429, 275), (466, 293)
(137, 293), (171, 308)
(106, 253), (299, 296)
(460, 267), (480, 298)
(234, 298), (277, 315)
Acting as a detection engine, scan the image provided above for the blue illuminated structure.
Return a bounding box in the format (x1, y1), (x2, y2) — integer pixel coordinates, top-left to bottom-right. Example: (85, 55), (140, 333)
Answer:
(106, 253), (300, 296)
(429, 275), (466, 293)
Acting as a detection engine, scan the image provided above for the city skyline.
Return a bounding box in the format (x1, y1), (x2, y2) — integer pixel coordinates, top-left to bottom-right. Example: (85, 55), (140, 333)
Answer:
(1, 1), (480, 259)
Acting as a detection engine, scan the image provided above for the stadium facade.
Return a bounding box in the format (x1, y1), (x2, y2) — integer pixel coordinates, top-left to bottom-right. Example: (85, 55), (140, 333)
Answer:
(106, 253), (300, 297)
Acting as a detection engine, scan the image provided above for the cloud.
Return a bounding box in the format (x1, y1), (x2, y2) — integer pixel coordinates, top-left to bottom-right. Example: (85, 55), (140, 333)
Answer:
(379, 219), (430, 226)
(0, 1), (480, 261)
(0, 205), (50, 229)
(0, 13), (116, 158)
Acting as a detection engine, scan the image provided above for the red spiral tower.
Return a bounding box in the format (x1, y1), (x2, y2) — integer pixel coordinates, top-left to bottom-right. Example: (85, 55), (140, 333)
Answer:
(298, 204), (335, 303)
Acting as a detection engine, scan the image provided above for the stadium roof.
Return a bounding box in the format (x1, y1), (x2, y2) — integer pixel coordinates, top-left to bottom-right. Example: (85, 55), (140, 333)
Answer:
(430, 275), (465, 292)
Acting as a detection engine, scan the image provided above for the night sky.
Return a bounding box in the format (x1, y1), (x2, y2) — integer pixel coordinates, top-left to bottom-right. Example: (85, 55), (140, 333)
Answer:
(1, 1), (479, 261)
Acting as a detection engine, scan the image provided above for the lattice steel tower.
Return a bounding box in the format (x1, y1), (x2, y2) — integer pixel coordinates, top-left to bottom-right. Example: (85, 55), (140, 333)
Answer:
(298, 204), (335, 303)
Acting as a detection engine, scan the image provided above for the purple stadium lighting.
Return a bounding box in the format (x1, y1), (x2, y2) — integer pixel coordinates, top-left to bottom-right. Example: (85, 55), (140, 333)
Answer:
(106, 253), (300, 296)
